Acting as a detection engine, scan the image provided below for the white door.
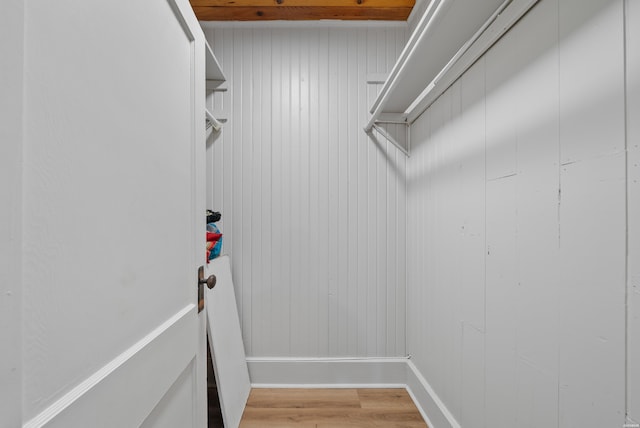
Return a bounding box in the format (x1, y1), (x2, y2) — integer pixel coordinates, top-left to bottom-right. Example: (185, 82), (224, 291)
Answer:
(1, 0), (209, 427)
(206, 256), (251, 428)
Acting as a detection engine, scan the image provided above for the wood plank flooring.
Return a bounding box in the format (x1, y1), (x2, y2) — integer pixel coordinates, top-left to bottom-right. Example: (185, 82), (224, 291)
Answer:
(239, 388), (428, 428)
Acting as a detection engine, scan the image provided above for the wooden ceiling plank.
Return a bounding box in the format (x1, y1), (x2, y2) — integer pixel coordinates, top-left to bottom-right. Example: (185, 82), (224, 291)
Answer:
(193, 6), (413, 20)
(190, 0), (414, 7)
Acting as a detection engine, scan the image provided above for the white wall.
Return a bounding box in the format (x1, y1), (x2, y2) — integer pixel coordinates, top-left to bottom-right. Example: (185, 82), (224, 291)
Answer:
(0, 1), (23, 426)
(627, 0), (640, 424)
(203, 22), (408, 358)
(407, 0), (629, 426)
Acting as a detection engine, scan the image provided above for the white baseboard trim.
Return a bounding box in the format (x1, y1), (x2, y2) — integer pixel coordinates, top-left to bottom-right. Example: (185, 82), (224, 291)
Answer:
(246, 357), (461, 428)
(405, 360), (461, 428)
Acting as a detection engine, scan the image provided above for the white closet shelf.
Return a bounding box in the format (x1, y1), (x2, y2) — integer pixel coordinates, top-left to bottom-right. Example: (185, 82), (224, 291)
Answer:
(205, 38), (226, 83)
(204, 38), (226, 136)
(365, 0), (539, 133)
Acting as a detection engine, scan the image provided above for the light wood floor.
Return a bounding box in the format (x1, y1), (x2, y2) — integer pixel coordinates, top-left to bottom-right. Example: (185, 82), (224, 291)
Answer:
(239, 388), (428, 428)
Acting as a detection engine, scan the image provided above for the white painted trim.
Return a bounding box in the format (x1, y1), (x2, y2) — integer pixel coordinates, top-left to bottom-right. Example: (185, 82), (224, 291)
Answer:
(405, 360), (461, 428)
(18, 351), (461, 428)
(23, 305), (197, 428)
(404, 382), (437, 428)
(199, 20), (407, 30)
(252, 383), (409, 389)
(247, 356), (409, 362)
(174, 0), (210, 424)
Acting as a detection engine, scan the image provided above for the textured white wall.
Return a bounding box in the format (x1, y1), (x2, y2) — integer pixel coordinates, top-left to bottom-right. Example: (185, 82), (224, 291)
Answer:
(203, 22), (408, 358)
(627, 0), (640, 424)
(0, 1), (23, 426)
(407, 0), (628, 426)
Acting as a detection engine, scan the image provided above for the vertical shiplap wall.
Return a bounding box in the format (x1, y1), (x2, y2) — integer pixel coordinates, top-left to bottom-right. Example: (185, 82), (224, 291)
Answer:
(627, 0), (640, 424)
(203, 22), (408, 358)
(407, 0), (628, 426)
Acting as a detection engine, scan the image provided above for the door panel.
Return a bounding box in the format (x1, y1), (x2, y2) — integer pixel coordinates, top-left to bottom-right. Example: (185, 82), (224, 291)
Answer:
(24, 306), (198, 428)
(141, 353), (197, 428)
(20, 0), (207, 425)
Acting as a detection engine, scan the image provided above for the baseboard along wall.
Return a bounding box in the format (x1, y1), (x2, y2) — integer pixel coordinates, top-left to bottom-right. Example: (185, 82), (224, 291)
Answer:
(245, 357), (461, 428)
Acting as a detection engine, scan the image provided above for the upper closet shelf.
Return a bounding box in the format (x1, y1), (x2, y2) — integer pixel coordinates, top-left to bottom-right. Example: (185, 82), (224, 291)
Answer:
(205, 38), (226, 84)
(365, 0), (539, 132)
(204, 39), (226, 133)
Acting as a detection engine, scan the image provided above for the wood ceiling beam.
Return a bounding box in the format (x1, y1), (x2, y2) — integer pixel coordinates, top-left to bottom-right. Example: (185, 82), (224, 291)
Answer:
(191, 0), (414, 6)
(192, 6), (413, 20)
(190, 0), (415, 21)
